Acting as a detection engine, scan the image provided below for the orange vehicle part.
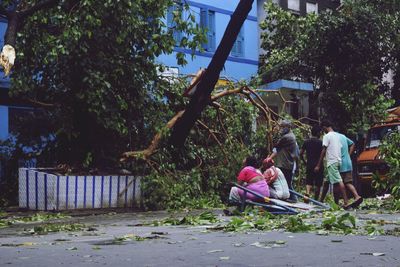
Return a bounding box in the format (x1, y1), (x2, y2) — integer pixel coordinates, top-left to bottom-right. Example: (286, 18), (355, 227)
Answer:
(356, 106), (399, 197)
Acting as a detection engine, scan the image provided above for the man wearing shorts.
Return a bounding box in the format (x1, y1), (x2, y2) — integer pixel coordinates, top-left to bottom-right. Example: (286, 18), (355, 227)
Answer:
(300, 125), (324, 200)
(315, 120), (349, 208)
(338, 132), (363, 207)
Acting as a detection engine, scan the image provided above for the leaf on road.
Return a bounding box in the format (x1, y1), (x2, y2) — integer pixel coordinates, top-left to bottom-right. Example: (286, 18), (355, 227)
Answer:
(208, 249), (224, 253)
(54, 238), (70, 242)
(66, 246), (78, 250)
(151, 231), (168, 235)
(372, 253), (385, 256)
(360, 252), (385, 256)
(251, 240), (287, 248)
(316, 230), (329, 236)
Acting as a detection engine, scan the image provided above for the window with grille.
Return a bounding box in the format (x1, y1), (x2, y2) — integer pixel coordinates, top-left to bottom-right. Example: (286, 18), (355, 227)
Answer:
(231, 27), (244, 57)
(167, 4), (182, 45)
(200, 9), (216, 52)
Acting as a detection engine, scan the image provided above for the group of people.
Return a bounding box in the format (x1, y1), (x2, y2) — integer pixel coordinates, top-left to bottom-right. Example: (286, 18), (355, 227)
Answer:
(229, 119), (363, 209)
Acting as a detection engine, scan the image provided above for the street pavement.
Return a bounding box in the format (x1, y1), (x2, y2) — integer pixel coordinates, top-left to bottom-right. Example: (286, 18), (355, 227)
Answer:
(0, 210), (399, 267)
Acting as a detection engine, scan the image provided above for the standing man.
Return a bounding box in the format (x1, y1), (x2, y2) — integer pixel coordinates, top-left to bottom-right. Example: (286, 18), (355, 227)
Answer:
(338, 132), (363, 207)
(315, 120), (349, 208)
(300, 125), (324, 200)
(268, 120), (298, 201)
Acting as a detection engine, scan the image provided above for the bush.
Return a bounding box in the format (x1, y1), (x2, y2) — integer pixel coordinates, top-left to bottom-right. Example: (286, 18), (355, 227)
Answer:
(375, 131), (400, 198)
(138, 92), (271, 210)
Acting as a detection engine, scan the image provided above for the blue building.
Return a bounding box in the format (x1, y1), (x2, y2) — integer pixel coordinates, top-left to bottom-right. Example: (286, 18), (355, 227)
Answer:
(157, 0), (259, 82)
(0, 1), (259, 142)
(0, 18), (10, 141)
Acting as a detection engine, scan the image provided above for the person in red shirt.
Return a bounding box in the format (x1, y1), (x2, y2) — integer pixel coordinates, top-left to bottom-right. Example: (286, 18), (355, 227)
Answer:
(229, 156), (270, 202)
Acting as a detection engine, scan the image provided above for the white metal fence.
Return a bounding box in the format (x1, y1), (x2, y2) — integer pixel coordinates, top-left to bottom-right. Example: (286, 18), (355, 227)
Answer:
(19, 168), (141, 211)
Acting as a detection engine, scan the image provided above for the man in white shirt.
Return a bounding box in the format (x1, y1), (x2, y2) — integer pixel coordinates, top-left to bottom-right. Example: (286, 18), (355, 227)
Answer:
(315, 120), (349, 208)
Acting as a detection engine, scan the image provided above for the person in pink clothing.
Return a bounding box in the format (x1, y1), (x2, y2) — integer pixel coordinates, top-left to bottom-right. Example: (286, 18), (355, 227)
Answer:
(229, 156), (270, 202)
(262, 158), (290, 200)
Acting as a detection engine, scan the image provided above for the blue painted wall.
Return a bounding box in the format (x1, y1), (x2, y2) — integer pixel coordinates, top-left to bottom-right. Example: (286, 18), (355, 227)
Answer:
(158, 0), (259, 81)
(0, 20), (9, 141)
(0, 105), (8, 140)
(0, 2), (260, 141)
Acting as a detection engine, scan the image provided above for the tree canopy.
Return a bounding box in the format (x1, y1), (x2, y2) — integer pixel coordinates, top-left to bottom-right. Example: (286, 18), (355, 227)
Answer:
(6, 0), (205, 168)
(259, 0), (400, 134)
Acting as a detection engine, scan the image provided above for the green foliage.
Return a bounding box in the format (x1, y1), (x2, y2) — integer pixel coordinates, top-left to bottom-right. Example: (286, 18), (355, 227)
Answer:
(375, 131), (400, 198)
(360, 197), (400, 212)
(9, 0), (205, 169)
(259, 0), (398, 133)
(286, 216), (314, 233)
(321, 212), (356, 234)
(224, 209), (275, 232)
(152, 211), (219, 226)
(0, 212), (71, 228)
(140, 90), (269, 210)
(26, 223), (86, 235)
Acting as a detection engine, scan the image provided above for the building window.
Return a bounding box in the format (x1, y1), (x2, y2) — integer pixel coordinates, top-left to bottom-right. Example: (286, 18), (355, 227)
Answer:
(167, 4), (182, 45)
(287, 0), (300, 12)
(231, 27), (244, 57)
(200, 9), (216, 51)
(306, 2), (318, 14)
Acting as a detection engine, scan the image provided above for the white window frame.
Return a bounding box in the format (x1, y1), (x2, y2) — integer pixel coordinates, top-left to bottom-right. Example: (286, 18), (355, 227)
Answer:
(287, 0), (300, 12)
(306, 2), (318, 14)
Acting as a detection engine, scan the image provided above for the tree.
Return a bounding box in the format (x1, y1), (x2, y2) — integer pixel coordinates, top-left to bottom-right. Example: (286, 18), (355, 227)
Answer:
(259, 0), (399, 134)
(169, 0), (255, 146)
(0, 0), (69, 75)
(7, 0), (204, 169)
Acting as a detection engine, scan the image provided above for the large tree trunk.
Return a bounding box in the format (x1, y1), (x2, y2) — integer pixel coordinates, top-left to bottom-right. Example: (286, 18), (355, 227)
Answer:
(169, 0), (255, 147)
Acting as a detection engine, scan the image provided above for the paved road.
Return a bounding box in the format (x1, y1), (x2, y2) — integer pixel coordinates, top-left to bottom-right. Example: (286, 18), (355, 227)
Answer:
(0, 210), (399, 267)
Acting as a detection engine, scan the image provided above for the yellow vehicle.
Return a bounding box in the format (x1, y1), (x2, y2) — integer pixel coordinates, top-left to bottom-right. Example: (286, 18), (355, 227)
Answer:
(356, 106), (400, 197)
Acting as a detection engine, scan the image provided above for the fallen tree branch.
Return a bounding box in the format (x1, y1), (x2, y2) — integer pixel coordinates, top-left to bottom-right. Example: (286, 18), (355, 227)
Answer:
(121, 87), (245, 161)
(121, 110), (185, 161)
(196, 119), (229, 163)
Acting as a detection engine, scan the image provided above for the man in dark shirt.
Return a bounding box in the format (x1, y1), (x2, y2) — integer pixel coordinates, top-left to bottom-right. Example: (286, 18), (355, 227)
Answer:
(268, 120), (298, 201)
(300, 125), (324, 200)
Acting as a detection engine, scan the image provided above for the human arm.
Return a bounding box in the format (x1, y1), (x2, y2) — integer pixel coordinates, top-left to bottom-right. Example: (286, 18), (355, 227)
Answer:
(300, 148), (306, 166)
(268, 148), (277, 160)
(294, 143), (300, 176)
(237, 167), (250, 186)
(347, 137), (355, 155)
(314, 147), (327, 173)
(349, 143), (355, 156)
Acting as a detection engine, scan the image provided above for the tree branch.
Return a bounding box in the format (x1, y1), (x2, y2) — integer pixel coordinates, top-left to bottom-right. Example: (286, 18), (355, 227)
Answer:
(28, 99), (57, 107)
(0, 5), (10, 17)
(121, 87), (245, 161)
(196, 119), (229, 163)
(121, 110), (185, 161)
(19, 0), (61, 19)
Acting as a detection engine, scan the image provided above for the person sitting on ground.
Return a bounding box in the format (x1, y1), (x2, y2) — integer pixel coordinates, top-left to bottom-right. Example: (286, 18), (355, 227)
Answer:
(229, 156), (270, 203)
(262, 158), (290, 200)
